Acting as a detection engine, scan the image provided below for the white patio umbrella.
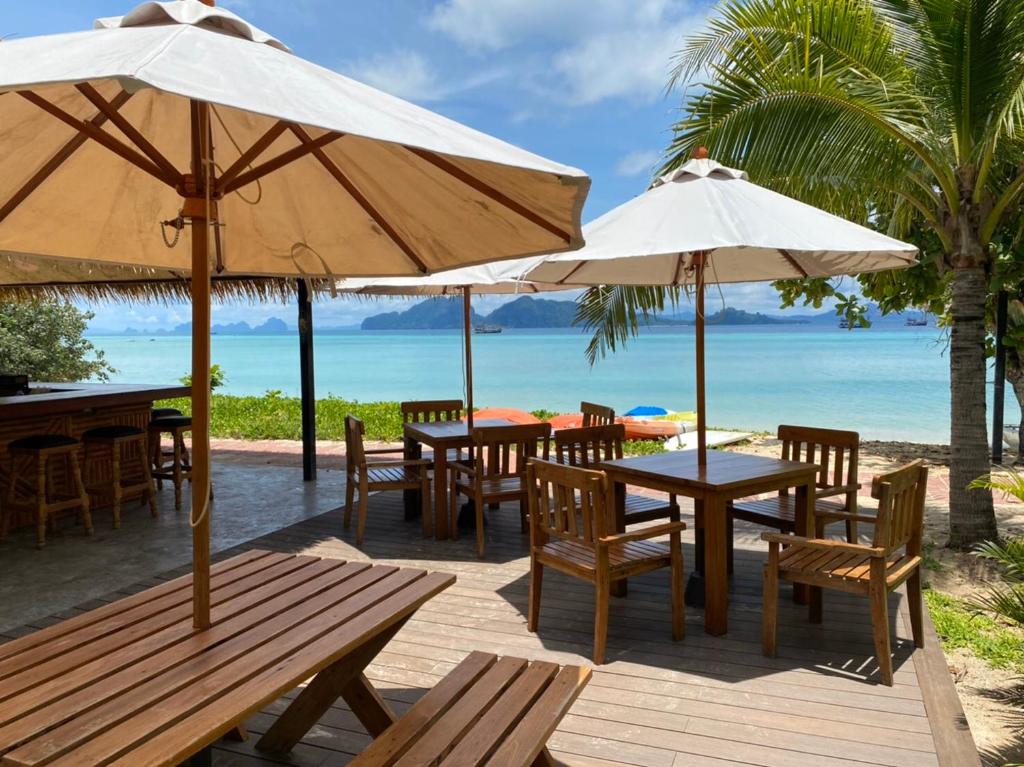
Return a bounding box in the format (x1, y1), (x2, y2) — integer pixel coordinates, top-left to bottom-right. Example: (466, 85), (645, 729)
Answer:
(338, 256), (571, 428)
(0, 0), (589, 627)
(526, 151), (918, 465)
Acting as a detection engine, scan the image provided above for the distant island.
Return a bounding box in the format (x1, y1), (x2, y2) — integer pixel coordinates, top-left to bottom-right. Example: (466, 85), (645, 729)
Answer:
(360, 296), (813, 330)
(124, 317), (292, 336)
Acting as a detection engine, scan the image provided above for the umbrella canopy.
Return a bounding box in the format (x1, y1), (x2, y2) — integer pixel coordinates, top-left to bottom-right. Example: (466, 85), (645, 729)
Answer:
(525, 152), (917, 464)
(0, 1), (589, 279)
(527, 157), (915, 285)
(0, 0), (589, 628)
(338, 256), (573, 425)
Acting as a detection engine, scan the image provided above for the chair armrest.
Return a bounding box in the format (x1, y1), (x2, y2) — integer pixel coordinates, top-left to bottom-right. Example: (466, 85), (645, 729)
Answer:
(600, 521), (687, 546)
(761, 532), (884, 557)
(449, 461), (476, 477)
(366, 458), (432, 468)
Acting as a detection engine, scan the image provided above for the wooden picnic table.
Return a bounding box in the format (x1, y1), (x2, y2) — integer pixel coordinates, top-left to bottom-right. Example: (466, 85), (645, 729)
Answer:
(599, 450), (819, 636)
(403, 418), (514, 540)
(0, 549), (454, 767)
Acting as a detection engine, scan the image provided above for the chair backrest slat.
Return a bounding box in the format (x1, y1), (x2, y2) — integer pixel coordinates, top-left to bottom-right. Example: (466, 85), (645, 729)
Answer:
(528, 458), (609, 548)
(777, 425), (859, 494)
(554, 425), (625, 469)
(580, 401), (616, 428)
(871, 460), (928, 555)
(344, 415), (366, 473)
(400, 399), (464, 424)
(470, 424), (551, 480)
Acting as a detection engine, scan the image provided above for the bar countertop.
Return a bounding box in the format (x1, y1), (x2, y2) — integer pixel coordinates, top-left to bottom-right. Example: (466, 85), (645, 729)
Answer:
(0, 383), (191, 419)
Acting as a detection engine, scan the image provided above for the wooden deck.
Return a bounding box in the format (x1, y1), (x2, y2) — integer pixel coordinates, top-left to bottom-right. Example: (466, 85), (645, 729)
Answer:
(1, 490), (978, 767)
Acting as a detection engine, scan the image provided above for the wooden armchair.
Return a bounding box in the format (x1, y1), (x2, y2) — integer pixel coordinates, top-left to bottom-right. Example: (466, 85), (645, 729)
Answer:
(527, 458), (685, 664)
(729, 425), (861, 564)
(554, 424), (679, 525)
(581, 401), (615, 427)
(344, 415), (430, 544)
(450, 423), (551, 557)
(762, 460), (928, 686)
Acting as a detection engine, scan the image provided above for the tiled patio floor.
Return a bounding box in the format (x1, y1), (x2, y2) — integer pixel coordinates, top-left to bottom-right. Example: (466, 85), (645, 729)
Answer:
(0, 459), (978, 766)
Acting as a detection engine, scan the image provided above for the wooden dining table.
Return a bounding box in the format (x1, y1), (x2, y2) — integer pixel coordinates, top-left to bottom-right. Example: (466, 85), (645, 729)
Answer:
(403, 418), (514, 539)
(598, 450), (819, 636)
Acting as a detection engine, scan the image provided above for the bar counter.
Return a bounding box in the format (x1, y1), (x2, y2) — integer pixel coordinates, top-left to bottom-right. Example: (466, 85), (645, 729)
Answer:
(0, 382), (191, 531)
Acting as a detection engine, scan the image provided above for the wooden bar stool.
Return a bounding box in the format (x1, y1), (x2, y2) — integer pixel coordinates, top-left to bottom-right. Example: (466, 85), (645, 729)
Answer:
(82, 425), (157, 529)
(2, 434), (91, 549)
(149, 415), (192, 511)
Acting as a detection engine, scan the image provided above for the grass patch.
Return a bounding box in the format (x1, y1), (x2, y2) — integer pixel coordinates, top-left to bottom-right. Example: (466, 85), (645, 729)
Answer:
(925, 589), (1024, 671)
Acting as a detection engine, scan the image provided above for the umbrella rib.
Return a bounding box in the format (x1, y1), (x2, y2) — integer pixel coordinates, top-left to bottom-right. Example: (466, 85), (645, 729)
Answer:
(404, 146), (572, 244)
(290, 125), (429, 274)
(0, 91), (133, 226)
(779, 249), (809, 278)
(218, 131), (342, 196)
(216, 120), (289, 191)
(75, 84), (182, 185)
(17, 91), (178, 188)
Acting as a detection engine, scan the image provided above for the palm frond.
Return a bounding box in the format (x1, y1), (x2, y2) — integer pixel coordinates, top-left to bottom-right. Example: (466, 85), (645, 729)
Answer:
(574, 286), (681, 366)
(969, 471), (1024, 503)
(966, 584), (1024, 626)
(974, 537), (1024, 582)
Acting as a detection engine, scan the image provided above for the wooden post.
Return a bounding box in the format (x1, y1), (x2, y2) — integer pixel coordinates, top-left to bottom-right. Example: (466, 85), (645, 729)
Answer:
(463, 286), (474, 431)
(993, 290), (1008, 462)
(695, 254), (707, 467)
(189, 99), (212, 630)
(297, 279), (317, 481)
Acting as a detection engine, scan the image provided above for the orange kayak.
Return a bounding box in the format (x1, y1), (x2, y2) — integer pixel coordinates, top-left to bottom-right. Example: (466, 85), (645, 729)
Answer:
(620, 418), (683, 440)
(469, 407), (541, 425)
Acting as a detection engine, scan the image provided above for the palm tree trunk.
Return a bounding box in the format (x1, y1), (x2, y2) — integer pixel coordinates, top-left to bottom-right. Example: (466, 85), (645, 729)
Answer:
(948, 265), (998, 548)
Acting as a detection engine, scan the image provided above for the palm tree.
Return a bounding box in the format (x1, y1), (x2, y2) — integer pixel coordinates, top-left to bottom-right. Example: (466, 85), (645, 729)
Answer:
(583, 0), (1024, 547)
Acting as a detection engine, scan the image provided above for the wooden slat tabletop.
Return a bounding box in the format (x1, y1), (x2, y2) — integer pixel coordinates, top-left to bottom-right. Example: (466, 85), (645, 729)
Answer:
(403, 419), (513, 446)
(600, 450), (817, 493)
(0, 549), (454, 767)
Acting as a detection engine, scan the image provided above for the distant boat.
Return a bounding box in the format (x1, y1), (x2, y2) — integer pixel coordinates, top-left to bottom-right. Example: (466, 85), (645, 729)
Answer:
(474, 325), (502, 334)
(905, 316), (928, 327)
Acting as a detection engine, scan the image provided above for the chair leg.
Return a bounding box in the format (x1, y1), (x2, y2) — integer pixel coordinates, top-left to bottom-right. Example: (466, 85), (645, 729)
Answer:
(35, 456), (47, 549)
(110, 445), (123, 530)
(907, 567), (924, 649)
(356, 479), (368, 546)
(70, 452), (92, 536)
(519, 499), (528, 534)
(449, 475), (460, 541)
(528, 559), (543, 632)
(809, 585), (823, 624)
(594, 571), (610, 664)
(870, 577), (894, 686)
(140, 441), (158, 518)
(172, 435), (183, 512)
(419, 473), (431, 538)
(343, 473), (354, 530)
(670, 533), (685, 641)
(475, 491), (486, 558)
(725, 513), (734, 576)
(762, 564), (779, 657)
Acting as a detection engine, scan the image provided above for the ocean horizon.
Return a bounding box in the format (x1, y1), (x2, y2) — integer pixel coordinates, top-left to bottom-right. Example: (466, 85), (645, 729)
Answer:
(87, 325), (1011, 445)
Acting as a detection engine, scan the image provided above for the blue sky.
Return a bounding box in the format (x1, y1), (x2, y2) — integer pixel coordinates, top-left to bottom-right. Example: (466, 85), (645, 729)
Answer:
(6, 0), (837, 332)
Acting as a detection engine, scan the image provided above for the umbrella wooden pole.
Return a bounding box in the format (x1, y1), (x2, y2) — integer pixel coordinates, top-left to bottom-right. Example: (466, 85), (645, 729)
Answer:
(463, 286), (474, 430)
(189, 100), (213, 630)
(695, 255), (707, 467)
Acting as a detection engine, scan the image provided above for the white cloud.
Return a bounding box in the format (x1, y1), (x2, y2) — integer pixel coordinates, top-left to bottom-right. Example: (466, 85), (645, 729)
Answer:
(614, 149), (662, 178)
(427, 0), (706, 105)
(345, 50), (445, 103)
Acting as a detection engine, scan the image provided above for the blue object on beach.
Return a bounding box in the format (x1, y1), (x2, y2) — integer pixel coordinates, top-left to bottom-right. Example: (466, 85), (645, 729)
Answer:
(624, 405), (670, 417)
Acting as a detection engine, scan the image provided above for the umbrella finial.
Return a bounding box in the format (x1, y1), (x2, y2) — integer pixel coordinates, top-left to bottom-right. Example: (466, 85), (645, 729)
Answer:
(693, 146), (709, 160)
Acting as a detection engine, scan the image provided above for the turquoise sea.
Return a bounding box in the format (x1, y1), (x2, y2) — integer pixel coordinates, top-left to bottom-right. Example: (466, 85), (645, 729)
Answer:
(88, 326), (1009, 445)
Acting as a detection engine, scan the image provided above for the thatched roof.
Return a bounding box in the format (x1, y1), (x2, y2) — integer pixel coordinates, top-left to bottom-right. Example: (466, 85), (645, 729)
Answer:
(0, 254), (324, 303)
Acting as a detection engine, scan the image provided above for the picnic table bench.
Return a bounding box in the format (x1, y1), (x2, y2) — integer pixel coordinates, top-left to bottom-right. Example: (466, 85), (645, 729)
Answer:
(0, 549), (454, 767)
(352, 651), (591, 767)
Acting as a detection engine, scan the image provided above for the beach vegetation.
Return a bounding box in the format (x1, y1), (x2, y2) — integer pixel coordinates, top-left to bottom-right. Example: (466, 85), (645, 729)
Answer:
(180, 363), (227, 391)
(0, 300), (113, 381)
(925, 589), (1024, 671)
(581, 0), (1024, 548)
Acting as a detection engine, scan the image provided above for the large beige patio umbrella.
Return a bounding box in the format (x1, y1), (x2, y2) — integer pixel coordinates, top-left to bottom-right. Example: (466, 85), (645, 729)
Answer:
(0, 0), (589, 627)
(339, 256), (570, 428)
(526, 151), (917, 465)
